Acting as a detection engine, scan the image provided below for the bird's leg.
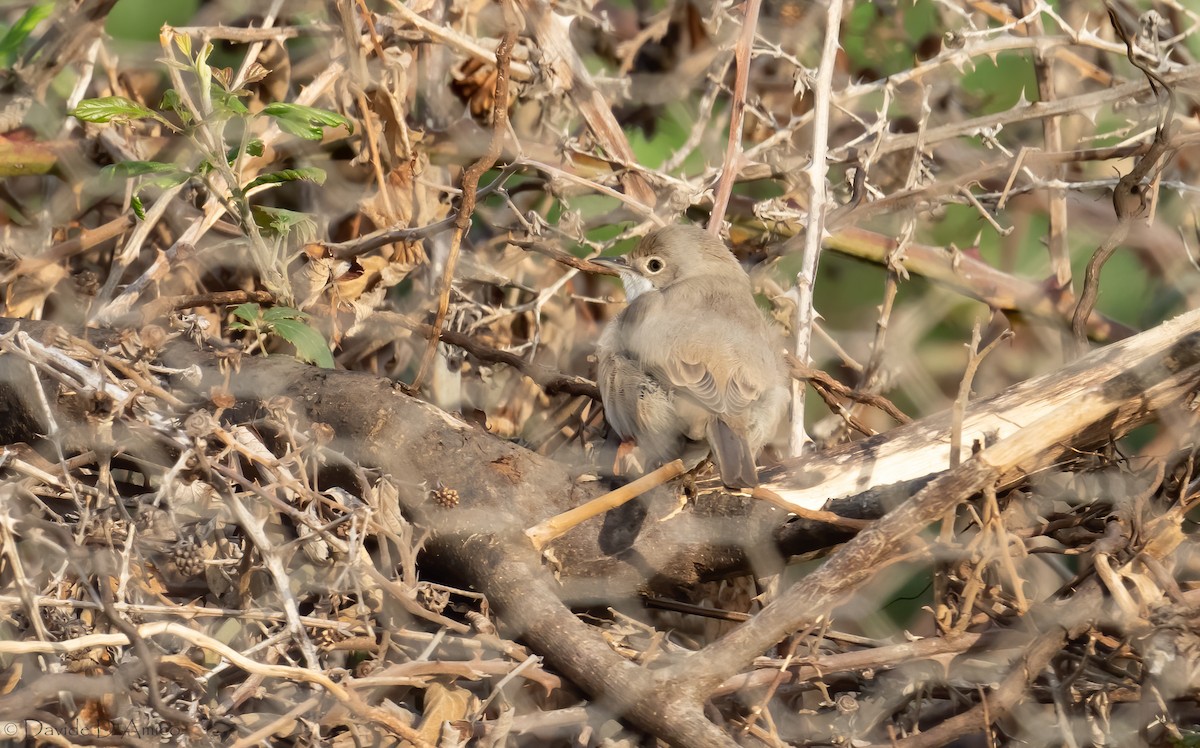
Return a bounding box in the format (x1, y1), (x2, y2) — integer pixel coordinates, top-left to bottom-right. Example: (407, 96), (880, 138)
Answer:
(662, 458), (748, 521)
(613, 439), (645, 476)
(680, 471), (699, 500)
(659, 462), (706, 521)
(659, 477), (691, 521)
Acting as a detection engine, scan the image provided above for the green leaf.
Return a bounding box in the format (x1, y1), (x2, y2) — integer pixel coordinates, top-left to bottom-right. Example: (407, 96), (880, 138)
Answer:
(0, 2), (54, 67)
(196, 41), (213, 93)
(158, 89), (191, 125)
(103, 160), (182, 177)
(130, 195), (146, 221)
(70, 96), (157, 124)
(230, 303), (263, 325)
(260, 102), (353, 141)
(155, 56), (194, 72)
(228, 139), (265, 163)
(211, 87), (249, 118)
(252, 206), (317, 241)
(262, 305), (309, 323)
(244, 167), (326, 192)
(270, 318), (335, 368)
(101, 161), (190, 188)
(159, 88), (181, 111)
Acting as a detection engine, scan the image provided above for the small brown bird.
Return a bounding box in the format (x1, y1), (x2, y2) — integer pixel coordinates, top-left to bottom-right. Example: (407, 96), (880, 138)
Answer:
(592, 225), (788, 488)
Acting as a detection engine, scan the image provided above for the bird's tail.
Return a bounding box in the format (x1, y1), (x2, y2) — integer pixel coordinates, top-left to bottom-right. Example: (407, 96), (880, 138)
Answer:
(707, 419), (758, 489)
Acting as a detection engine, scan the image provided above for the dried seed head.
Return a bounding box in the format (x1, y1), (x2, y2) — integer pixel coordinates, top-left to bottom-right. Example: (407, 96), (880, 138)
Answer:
(173, 539), (206, 577)
(139, 324), (168, 351)
(184, 410), (217, 438)
(431, 486), (460, 508)
(311, 422), (335, 446)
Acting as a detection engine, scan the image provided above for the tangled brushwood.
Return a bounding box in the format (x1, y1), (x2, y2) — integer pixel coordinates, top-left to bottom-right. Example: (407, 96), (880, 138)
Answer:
(2, 1), (1200, 746)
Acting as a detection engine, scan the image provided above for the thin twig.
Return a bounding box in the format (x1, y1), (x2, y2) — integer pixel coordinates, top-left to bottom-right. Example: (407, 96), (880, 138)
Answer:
(385, 0), (532, 81)
(751, 486), (870, 531)
(509, 238), (619, 276)
(707, 0), (761, 234)
(1070, 7), (1177, 356)
(0, 621), (433, 746)
(384, 311), (600, 400)
(525, 460), (686, 550)
(786, 354), (910, 424)
(1021, 0), (1071, 289)
(950, 323), (1013, 469)
(412, 3), (519, 390)
(788, 0), (844, 456)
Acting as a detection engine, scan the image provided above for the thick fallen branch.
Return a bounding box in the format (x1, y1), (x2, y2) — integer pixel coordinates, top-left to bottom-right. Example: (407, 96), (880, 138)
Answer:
(764, 306), (1200, 511)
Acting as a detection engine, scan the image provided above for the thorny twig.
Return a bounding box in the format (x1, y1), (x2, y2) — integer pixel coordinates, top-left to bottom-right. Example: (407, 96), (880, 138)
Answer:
(789, 0), (844, 456)
(1021, 0), (1072, 289)
(707, 0), (761, 234)
(412, 3), (520, 390)
(1070, 6), (1179, 355)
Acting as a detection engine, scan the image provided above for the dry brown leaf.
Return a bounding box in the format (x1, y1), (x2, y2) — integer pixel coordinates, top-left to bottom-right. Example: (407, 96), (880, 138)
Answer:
(4, 262), (66, 317)
(416, 680), (477, 745)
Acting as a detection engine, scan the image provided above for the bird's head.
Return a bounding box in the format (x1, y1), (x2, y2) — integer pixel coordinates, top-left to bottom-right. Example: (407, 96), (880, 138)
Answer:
(591, 225), (743, 301)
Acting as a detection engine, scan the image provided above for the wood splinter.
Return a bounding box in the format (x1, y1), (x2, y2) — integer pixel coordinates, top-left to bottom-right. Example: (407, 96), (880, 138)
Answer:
(525, 460), (686, 551)
(751, 486), (872, 531)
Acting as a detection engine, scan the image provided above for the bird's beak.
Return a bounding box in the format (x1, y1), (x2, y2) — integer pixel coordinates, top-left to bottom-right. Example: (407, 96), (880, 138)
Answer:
(589, 257), (629, 276)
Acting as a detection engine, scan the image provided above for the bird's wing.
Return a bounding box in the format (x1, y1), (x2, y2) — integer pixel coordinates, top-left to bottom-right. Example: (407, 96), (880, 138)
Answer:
(620, 285), (769, 421)
(653, 340), (762, 417)
(597, 346), (641, 440)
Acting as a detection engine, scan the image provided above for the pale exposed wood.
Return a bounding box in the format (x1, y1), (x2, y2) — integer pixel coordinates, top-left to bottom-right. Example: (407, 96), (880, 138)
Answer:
(526, 459), (685, 549)
(764, 306), (1200, 511)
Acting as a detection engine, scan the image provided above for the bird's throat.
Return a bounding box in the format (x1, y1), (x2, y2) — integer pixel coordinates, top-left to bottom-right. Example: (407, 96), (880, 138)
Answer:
(619, 272), (653, 302)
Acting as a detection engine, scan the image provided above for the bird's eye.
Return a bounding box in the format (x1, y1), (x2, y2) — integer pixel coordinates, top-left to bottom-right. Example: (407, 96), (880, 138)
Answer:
(646, 257), (664, 273)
